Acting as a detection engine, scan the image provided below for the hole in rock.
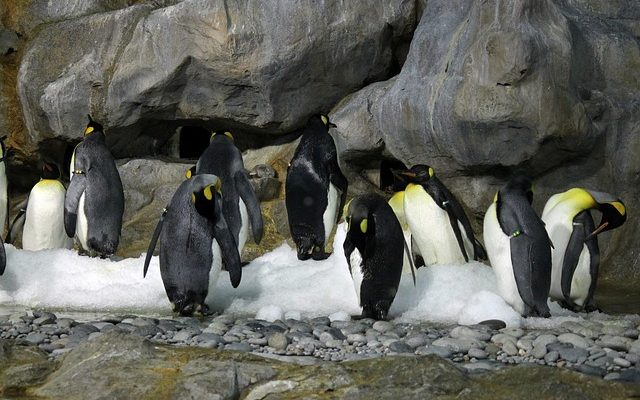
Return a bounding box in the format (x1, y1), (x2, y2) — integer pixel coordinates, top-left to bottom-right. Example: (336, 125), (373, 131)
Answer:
(379, 159), (408, 193)
(178, 126), (210, 160)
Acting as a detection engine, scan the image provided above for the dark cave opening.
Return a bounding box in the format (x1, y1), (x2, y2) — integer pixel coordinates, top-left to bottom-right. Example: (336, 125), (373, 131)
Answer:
(379, 158), (408, 192)
(178, 126), (211, 159)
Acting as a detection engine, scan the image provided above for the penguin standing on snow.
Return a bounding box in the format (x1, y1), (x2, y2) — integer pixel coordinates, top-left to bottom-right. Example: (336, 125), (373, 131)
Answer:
(64, 116), (124, 257)
(542, 188), (626, 311)
(343, 193), (415, 320)
(0, 136), (9, 234)
(399, 165), (486, 267)
(7, 162), (73, 250)
(483, 174), (552, 317)
(143, 171), (241, 316)
(286, 114), (348, 260)
(196, 131), (263, 255)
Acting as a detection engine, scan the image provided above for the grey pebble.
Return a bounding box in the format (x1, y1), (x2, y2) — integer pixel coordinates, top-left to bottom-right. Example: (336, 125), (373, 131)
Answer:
(468, 348), (488, 359)
(24, 332), (46, 345)
(597, 335), (633, 352)
(613, 357), (631, 368)
(450, 326), (491, 342)
(372, 321), (393, 333)
(530, 345), (547, 359)
(432, 337), (484, 353)
(545, 351), (559, 363)
(268, 332), (289, 350)
(404, 334), (429, 349)
(502, 341), (518, 356)
(415, 345), (452, 358)
(500, 328), (524, 338)
(557, 333), (590, 349)
(388, 341), (414, 354)
(478, 319), (506, 330)
(225, 343), (252, 352)
(533, 334), (557, 348)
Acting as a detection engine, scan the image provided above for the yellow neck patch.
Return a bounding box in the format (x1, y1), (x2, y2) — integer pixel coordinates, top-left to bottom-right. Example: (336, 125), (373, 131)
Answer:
(224, 131), (233, 140)
(320, 115), (328, 126)
(561, 188), (597, 211)
(428, 167), (434, 177)
(84, 126), (94, 136)
(185, 169), (192, 179)
(203, 185), (213, 201)
(611, 201), (626, 216)
(360, 218), (368, 234)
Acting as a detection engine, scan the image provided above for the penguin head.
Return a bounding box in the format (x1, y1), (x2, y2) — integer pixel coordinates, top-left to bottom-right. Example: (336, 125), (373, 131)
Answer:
(84, 115), (103, 136)
(210, 131), (234, 143)
(344, 198), (369, 235)
(41, 161), (61, 180)
(185, 166), (196, 180)
(503, 174), (534, 204)
(190, 174), (223, 219)
(397, 164), (435, 185)
(584, 190), (627, 237)
(310, 114), (337, 130)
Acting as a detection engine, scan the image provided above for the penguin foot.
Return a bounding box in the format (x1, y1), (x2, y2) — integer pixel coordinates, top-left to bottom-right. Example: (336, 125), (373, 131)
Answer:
(296, 252), (311, 261)
(311, 251), (331, 261)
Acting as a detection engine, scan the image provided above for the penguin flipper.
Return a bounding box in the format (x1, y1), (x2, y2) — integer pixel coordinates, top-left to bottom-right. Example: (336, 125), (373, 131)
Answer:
(214, 193), (242, 288)
(64, 174), (86, 237)
(561, 211), (599, 308)
(235, 170), (263, 245)
(403, 235), (416, 286)
(444, 204), (470, 262)
(0, 239), (5, 275)
(6, 197), (28, 243)
(511, 235), (551, 317)
(143, 207), (167, 278)
(330, 167), (348, 225)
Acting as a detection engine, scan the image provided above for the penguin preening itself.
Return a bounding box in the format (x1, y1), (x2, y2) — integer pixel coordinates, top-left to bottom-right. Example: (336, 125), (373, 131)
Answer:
(196, 131), (263, 255)
(542, 188), (626, 311)
(143, 172), (242, 316)
(398, 165), (486, 267)
(286, 114), (348, 261)
(483, 174), (552, 317)
(64, 116), (124, 257)
(343, 193), (415, 320)
(7, 162), (73, 251)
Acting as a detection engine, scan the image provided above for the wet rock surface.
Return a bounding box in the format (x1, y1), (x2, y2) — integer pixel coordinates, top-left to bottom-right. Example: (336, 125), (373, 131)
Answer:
(2, 310), (640, 398)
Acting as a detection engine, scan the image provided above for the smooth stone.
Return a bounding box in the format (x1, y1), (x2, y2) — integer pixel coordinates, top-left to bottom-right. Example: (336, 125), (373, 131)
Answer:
(574, 365), (605, 377)
(225, 343), (252, 352)
(597, 335), (633, 351)
(88, 332), (104, 341)
(16, 324), (32, 334)
(114, 323), (136, 333)
(468, 348), (488, 359)
(629, 340), (640, 355)
(626, 353), (640, 365)
(502, 341), (518, 356)
(267, 333), (290, 351)
(72, 324), (100, 336)
(340, 324), (366, 335)
(516, 339), (533, 352)
(56, 318), (76, 330)
(404, 334), (429, 349)
(478, 319), (506, 330)
(24, 333), (47, 345)
(388, 341), (413, 354)
(558, 333), (590, 349)
(617, 368), (640, 383)
(8, 313), (27, 323)
(173, 330), (196, 342)
(133, 325), (161, 337)
(33, 315), (56, 325)
(545, 351), (560, 363)
(328, 311), (350, 322)
(499, 328), (524, 338)
(614, 357), (631, 368)
(432, 337), (484, 353)
(248, 337), (268, 346)
(415, 345), (452, 358)
(560, 321), (600, 339)
(372, 321), (393, 333)
(462, 362), (496, 372)
(310, 317), (330, 326)
(51, 348), (73, 357)
(326, 327), (346, 341)
(530, 345), (548, 359)
(484, 343), (500, 356)
(533, 334), (557, 348)
(558, 347), (589, 363)
(222, 335), (241, 343)
(347, 334), (367, 344)
(604, 372), (622, 381)
(91, 322), (115, 331)
(325, 339), (343, 349)
(450, 326), (491, 341)
(491, 333), (517, 346)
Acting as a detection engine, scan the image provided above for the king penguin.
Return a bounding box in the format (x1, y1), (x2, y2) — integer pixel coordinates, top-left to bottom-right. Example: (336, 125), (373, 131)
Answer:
(8, 162), (73, 251)
(143, 171), (241, 315)
(286, 114), (348, 260)
(0, 136), (9, 234)
(541, 188), (626, 311)
(343, 193), (415, 320)
(64, 116), (124, 257)
(196, 131), (263, 256)
(400, 165), (486, 267)
(483, 174), (552, 317)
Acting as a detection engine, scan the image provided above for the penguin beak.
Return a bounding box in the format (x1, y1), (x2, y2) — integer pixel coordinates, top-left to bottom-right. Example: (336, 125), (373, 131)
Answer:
(586, 222), (609, 240)
(394, 170), (416, 179)
(328, 122), (337, 128)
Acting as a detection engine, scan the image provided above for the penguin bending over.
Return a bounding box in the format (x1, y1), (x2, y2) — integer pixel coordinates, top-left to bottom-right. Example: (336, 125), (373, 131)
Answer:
(483, 174), (552, 317)
(143, 171), (241, 316)
(542, 188), (626, 311)
(8, 162), (72, 251)
(286, 114), (348, 260)
(399, 165), (486, 267)
(343, 193), (415, 320)
(196, 131), (262, 256)
(64, 116), (124, 257)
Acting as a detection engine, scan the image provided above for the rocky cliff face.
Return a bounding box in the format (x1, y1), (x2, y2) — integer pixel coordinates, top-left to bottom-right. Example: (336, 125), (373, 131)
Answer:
(1, 0), (639, 287)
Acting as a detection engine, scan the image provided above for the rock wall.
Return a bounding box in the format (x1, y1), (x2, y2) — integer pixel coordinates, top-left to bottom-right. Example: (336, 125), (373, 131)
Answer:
(1, 0), (639, 288)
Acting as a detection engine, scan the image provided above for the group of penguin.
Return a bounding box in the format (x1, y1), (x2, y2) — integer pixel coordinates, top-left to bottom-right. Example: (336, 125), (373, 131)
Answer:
(0, 114), (628, 322)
